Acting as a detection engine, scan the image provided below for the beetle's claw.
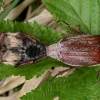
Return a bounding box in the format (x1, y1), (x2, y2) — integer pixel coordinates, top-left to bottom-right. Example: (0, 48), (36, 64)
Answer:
(97, 70), (100, 82)
(48, 71), (61, 82)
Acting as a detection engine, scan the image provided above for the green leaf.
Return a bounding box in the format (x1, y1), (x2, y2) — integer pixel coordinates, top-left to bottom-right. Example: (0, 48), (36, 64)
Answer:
(1, 0), (100, 100)
(0, 20), (66, 79)
(21, 67), (100, 100)
(21, 0), (100, 100)
(0, 0), (3, 7)
(42, 0), (100, 35)
(0, 0), (20, 19)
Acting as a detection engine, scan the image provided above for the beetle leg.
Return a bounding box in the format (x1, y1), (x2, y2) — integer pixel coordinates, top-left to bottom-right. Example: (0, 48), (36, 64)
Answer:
(57, 20), (83, 34)
(97, 70), (100, 82)
(2, 59), (34, 67)
(49, 67), (76, 82)
(18, 31), (37, 42)
(15, 60), (34, 67)
(76, 25), (84, 34)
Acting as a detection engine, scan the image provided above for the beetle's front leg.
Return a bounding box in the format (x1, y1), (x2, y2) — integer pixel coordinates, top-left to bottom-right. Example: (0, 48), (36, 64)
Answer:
(57, 20), (84, 34)
(15, 60), (34, 67)
(49, 67), (76, 81)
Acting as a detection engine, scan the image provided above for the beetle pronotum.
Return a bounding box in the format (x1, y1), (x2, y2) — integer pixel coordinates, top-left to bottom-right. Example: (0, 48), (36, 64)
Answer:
(0, 21), (100, 80)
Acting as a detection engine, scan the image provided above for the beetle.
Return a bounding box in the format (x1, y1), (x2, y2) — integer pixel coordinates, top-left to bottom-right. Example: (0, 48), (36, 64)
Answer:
(0, 21), (100, 80)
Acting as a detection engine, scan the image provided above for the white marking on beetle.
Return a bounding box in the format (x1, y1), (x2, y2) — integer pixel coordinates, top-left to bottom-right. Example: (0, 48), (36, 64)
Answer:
(2, 33), (23, 65)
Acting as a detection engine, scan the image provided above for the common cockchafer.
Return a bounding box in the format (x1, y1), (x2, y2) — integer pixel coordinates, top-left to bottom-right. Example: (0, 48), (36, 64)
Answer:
(0, 21), (100, 81)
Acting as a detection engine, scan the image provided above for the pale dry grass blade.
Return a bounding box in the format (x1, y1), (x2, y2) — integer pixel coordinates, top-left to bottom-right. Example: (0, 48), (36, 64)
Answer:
(18, 69), (51, 97)
(0, 70), (51, 100)
(54, 97), (59, 100)
(8, 89), (14, 96)
(4, 0), (35, 20)
(25, 4), (46, 20)
(0, 75), (20, 88)
(0, 76), (25, 94)
(27, 9), (54, 26)
(2, 0), (13, 7)
(0, 92), (19, 100)
(25, 6), (32, 20)
(0, 66), (75, 100)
